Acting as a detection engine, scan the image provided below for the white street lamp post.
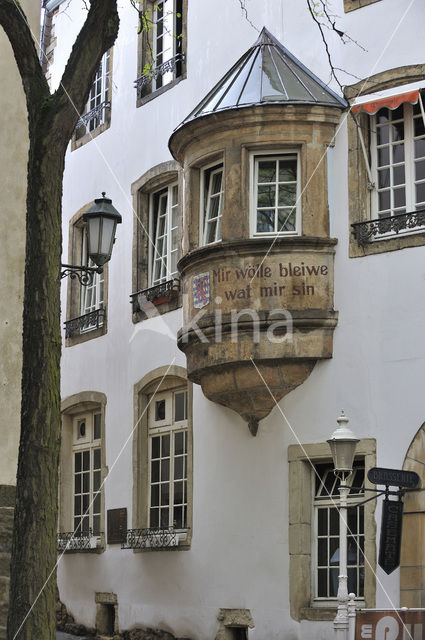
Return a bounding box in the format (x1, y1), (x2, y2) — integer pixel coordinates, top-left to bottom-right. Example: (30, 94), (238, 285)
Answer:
(327, 411), (359, 640)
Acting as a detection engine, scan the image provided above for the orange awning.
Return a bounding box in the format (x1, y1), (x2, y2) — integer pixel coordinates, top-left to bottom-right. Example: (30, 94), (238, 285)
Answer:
(352, 90), (419, 115)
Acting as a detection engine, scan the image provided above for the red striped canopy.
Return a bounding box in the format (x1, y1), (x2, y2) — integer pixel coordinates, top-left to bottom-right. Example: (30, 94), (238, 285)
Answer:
(352, 90), (419, 115)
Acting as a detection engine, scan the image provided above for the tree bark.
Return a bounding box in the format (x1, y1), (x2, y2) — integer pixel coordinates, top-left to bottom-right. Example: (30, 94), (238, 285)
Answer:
(0, 1), (119, 638)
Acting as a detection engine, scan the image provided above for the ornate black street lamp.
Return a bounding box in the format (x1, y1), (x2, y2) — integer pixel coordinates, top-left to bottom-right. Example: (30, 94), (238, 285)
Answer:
(61, 192), (122, 285)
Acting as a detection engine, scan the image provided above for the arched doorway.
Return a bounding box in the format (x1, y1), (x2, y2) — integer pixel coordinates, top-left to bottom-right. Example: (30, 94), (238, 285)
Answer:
(400, 423), (425, 607)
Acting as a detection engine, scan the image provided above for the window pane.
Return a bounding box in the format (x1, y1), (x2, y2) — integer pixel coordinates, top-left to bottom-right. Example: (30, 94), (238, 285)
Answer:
(393, 187), (406, 208)
(329, 508), (339, 535)
(278, 209), (296, 232)
(416, 182), (425, 204)
(392, 121), (404, 142)
(152, 436), (160, 459)
(211, 172), (222, 195)
(93, 449), (101, 470)
(160, 508), (169, 527)
(82, 494), (89, 512)
(93, 470), (101, 492)
(317, 568), (327, 597)
(278, 159), (297, 182)
(278, 184), (296, 206)
(161, 459), (170, 481)
(378, 146), (389, 166)
(257, 185), (276, 208)
(173, 506), (183, 529)
(160, 484), (169, 506)
(82, 472), (90, 493)
(257, 210), (274, 233)
(348, 568), (357, 594)
(93, 493), (101, 514)
(379, 190), (391, 211)
(151, 484), (159, 507)
(93, 413), (101, 440)
(318, 509), (327, 535)
(392, 165), (405, 186)
(174, 432), (184, 456)
(74, 496), (81, 516)
(175, 392), (186, 422)
(329, 568), (339, 597)
(174, 481), (184, 505)
(151, 460), (160, 482)
(174, 457), (184, 480)
(414, 116), (425, 137)
(74, 474), (81, 494)
(317, 538), (327, 566)
(162, 434), (170, 457)
(93, 515), (100, 536)
(392, 143), (404, 164)
(205, 220), (217, 244)
(155, 400), (165, 421)
(75, 452), (81, 473)
(377, 125), (389, 145)
(150, 508), (159, 528)
(378, 169), (390, 189)
(258, 161), (276, 182)
(415, 139), (425, 159)
(83, 450), (90, 470)
(376, 108), (389, 124)
(330, 538), (339, 565)
(347, 507), (357, 534)
(416, 160), (425, 181)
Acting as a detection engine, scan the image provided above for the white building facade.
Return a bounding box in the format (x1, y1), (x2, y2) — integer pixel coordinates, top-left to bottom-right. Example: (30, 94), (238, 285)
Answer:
(49, 0), (425, 637)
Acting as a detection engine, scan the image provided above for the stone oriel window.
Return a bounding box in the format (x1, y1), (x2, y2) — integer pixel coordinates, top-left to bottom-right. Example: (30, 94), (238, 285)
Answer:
(59, 392), (108, 553)
(346, 66), (425, 257)
(136, 0), (187, 106)
(71, 50), (112, 151)
(132, 366), (193, 549)
(287, 439), (376, 621)
(64, 206), (108, 346)
(131, 161), (183, 321)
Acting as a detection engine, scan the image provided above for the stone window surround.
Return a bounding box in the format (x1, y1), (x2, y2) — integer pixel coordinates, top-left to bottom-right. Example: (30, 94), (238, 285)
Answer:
(343, 0), (382, 12)
(215, 609), (254, 640)
(71, 48), (113, 152)
(346, 64), (425, 258)
(132, 365), (193, 550)
(287, 438), (376, 622)
(60, 391), (108, 553)
(136, 0), (188, 108)
(65, 204), (108, 346)
(131, 160), (183, 321)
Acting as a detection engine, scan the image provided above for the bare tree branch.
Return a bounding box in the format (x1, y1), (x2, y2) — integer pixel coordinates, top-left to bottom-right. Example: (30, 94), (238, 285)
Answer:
(237, 0), (259, 32)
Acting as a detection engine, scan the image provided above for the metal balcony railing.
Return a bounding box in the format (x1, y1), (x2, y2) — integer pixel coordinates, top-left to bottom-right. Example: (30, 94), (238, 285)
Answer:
(134, 53), (185, 93)
(64, 308), (105, 338)
(130, 278), (180, 313)
(351, 209), (425, 245)
(57, 529), (103, 552)
(75, 100), (110, 134)
(121, 527), (180, 550)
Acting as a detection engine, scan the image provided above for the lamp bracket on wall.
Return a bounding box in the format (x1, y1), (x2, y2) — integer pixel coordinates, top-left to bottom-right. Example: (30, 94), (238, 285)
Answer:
(60, 264), (103, 287)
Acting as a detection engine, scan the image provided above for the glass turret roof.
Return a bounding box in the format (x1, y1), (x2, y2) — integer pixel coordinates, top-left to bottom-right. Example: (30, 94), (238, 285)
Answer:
(181, 27), (347, 124)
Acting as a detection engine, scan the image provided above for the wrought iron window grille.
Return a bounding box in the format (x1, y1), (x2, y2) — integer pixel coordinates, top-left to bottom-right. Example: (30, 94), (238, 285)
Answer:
(64, 308), (105, 338)
(134, 53), (185, 93)
(130, 278), (180, 313)
(57, 529), (103, 552)
(75, 100), (111, 132)
(351, 209), (425, 246)
(121, 526), (184, 550)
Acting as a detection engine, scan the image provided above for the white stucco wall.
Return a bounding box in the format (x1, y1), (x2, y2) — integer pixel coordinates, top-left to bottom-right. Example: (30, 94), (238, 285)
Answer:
(55, 0), (425, 637)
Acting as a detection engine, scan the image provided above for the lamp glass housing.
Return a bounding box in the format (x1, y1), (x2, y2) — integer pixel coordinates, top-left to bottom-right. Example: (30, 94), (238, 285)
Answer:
(83, 194), (122, 267)
(327, 412), (359, 474)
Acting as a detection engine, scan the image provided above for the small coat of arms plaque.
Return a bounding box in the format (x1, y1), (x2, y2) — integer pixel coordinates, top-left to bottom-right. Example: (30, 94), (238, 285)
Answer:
(193, 273), (210, 309)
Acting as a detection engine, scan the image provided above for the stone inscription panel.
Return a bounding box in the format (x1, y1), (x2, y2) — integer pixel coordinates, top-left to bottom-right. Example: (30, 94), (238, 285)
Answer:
(187, 254), (333, 317)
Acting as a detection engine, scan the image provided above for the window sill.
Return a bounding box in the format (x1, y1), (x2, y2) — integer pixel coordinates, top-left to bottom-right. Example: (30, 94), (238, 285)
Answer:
(349, 228), (425, 258)
(57, 533), (105, 554)
(122, 527), (191, 552)
(131, 283), (181, 322)
(65, 310), (107, 347)
(136, 75), (185, 108)
(299, 607), (336, 621)
(71, 119), (110, 152)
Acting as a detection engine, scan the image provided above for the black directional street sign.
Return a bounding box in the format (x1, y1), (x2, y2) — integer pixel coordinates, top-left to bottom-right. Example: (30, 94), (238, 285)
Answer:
(378, 499), (404, 575)
(368, 466), (420, 488)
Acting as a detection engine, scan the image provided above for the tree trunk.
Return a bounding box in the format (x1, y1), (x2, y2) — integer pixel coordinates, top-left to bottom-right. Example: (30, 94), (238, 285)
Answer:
(7, 125), (65, 640)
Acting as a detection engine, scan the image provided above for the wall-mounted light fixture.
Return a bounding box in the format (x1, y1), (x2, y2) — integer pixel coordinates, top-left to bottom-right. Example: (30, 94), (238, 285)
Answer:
(61, 193), (122, 285)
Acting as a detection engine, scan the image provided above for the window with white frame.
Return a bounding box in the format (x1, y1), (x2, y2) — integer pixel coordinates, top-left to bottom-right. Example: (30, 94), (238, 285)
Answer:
(72, 411), (102, 538)
(150, 183), (179, 286)
(201, 163), (224, 245)
(313, 461), (365, 602)
(80, 230), (104, 327)
(137, 0), (184, 98)
(148, 387), (188, 530)
(371, 99), (425, 220)
(251, 153), (300, 236)
(75, 50), (111, 141)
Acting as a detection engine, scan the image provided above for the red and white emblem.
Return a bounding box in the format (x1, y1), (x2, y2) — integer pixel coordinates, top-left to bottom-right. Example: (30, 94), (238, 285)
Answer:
(192, 273), (210, 309)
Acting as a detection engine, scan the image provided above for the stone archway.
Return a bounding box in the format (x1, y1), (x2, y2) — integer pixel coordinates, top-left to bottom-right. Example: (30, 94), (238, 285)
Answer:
(400, 423), (425, 607)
